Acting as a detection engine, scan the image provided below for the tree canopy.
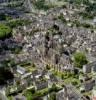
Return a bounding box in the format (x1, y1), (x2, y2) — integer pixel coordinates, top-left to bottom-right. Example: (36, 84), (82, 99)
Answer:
(68, 0), (90, 5)
(6, 19), (31, 28)
(0, 24), (12, 40)
(34, 0), (53, 10)
(73, 52), (88, 68)
(0, 68), (14, 85)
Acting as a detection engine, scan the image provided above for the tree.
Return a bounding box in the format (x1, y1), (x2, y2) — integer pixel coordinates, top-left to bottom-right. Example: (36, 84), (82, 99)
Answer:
(49, 92), (56, 100)
(32, 63), (36, 68)
(25, 91), (33, 100)
(46, 64), (50, 70)
(71, 79), (78, 86)
(73, 52), (88, 68)
(49, 83), (58, 92)
(0, 24), (12, 40)
(34, 0), (52, 11)
(0, 68), (14, 85)
(68, 0), (90, 5)
(30, 88), (35, 94)
(0, 13), (6, 20)
(6, 19), (31, 28)
(58, 13), (67, 23)
(61, 74), (64, 80)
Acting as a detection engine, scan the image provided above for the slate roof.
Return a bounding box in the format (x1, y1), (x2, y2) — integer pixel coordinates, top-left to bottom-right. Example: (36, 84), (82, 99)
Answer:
(13, 95), (27, 100)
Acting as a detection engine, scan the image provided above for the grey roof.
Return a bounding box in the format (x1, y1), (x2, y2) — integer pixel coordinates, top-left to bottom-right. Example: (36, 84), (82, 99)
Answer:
(17, 65), (26, 75)
(13, 95), (27, 100)
(50, 74), (58, 82)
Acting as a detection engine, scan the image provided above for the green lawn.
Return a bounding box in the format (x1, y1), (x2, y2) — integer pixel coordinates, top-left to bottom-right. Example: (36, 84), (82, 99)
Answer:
(83, 91), (92, 97)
